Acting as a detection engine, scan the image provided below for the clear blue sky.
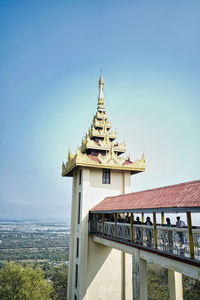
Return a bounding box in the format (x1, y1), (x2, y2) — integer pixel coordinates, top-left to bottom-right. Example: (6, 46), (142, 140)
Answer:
(1, 0), (200, 219)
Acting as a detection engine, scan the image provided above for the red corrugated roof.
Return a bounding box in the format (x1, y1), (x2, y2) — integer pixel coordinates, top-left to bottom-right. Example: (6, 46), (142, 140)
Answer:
(90, 180), (200, 212)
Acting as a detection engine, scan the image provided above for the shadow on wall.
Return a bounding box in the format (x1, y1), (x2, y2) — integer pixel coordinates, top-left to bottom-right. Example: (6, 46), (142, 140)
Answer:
(87, 235), (112, 287)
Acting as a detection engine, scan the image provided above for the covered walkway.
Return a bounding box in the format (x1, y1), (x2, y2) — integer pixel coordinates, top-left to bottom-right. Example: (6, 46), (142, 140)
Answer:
(89, 180), (200, 299)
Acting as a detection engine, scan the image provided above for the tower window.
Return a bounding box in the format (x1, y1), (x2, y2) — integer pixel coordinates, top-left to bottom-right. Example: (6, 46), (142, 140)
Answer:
(79, 169), (82, 185)
(77, 193), (81, 224)
(75, 264), (78, 288)
(76, 238), (79, 258)
(102, 169), (110, 184)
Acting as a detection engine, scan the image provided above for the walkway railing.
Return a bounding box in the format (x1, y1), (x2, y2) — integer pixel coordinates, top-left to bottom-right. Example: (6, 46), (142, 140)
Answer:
(90, 221), (200, 261)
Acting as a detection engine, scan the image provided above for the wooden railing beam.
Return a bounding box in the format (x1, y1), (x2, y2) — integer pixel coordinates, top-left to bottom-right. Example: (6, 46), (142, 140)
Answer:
(130, 213), (133, 243)
(114, 213), (117, 238)
(153, 212), (157, 249)
(186, 212), (194, 259)
(161, 212), (164, 226)
(102, 213), (105, 235)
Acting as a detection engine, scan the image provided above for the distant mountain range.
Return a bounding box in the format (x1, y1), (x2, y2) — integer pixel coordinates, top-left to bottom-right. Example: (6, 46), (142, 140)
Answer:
(0, 201), (71, 221)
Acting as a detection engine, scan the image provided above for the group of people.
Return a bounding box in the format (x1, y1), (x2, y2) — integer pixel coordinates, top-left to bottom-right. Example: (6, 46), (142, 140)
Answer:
(166, 216), (186, 246)
(104, 213), (186, 246)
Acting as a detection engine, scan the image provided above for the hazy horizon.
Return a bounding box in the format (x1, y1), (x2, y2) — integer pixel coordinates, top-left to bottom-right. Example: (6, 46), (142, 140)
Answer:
(1, 1), (200, 220)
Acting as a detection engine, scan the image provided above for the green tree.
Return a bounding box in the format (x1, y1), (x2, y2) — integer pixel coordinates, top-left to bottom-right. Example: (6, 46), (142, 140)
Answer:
(147, 264), (168, 300)
(147, 264), (200, 300)
(51, 265), (68, 300)
(183, 275), (200, 300)
(0, 262), (52, 300)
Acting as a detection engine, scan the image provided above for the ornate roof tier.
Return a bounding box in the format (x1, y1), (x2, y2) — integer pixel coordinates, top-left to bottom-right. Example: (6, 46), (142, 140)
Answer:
(62, 74), (145, 177)
(88, 127), (117, 140)
(81, 136), (126, 153)
(62, 148), (145, 177)
(96, 111), (108, 120)
(93, 118), (111, 129)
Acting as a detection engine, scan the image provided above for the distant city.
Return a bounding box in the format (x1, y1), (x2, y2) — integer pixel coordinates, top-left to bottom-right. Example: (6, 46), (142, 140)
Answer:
(0, 219), (70, 263)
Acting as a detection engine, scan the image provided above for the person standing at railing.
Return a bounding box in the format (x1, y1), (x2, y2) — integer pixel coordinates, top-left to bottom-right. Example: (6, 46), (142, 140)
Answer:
(176, 216), (186, 246)
(166, 218), (171, 227)
(135, 217), (142, 243)
(166, 217), (173, 252)
(145, 217), (153, 246)
(117, 215), (122, 223)
(109, 214), (114, 222)
(125, 213), (130, 223)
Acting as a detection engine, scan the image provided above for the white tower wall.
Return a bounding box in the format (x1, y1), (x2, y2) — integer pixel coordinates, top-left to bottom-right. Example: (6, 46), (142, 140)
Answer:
(67, 167), (132, 300)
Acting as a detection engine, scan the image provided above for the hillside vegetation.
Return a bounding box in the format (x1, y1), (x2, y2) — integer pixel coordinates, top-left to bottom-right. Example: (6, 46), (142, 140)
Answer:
(148, 264), (200, 300)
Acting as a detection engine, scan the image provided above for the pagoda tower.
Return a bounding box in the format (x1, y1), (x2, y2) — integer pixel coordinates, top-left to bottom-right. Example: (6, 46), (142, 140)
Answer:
(62, 75), (145, 300)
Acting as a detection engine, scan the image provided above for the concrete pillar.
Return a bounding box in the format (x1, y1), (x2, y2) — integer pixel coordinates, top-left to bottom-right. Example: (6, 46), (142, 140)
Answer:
(121, 252), (125, 300)
(132, 249), (147, 300)
(125, 253), (132, 300)
(168, 269), (183, 300)
(121, 252), (132, 300)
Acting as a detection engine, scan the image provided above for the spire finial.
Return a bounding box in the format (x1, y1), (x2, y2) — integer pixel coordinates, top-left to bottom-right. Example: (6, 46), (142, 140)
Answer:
(98, 70), (104, 107)
(99, 71), (104, 87)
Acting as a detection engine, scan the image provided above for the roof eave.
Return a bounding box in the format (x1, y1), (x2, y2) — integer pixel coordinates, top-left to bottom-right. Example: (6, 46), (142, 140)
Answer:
(90, 206), (200, 214)
(62, 161), (145, 177)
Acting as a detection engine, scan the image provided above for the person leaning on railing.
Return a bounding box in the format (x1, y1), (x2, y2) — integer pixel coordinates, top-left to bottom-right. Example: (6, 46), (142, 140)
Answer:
(125, 213), (130, 223)
(109, 214), (114, 222)
(176, 216), (186, 246)
(145, 217), (153, 246)
(117, 215), (123, 223)
(135, 217), (142, 243)
(166, 217), (173, 252)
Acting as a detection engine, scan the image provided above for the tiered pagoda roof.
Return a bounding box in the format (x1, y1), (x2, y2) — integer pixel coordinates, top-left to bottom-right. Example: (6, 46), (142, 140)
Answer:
(62, 75), (145, 177)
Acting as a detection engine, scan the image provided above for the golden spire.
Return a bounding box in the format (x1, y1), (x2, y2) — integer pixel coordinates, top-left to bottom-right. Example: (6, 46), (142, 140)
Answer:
(62, 72), (145, 177)
(98, 70), (104, 107)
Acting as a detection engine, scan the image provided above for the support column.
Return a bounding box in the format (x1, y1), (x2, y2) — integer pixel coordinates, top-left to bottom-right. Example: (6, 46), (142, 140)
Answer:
(121, 251), (125, 300)
(141, 212), (144, 223)
(130, 213), (133, 243)
(186, 212), (194, 259)
(168, 270), (183, 300)
(102, 213), (105, 235)
(132, 249), (147, 300)
(125, 253), (132, 300)
(115, 213), (117, 238)
(161, 212), (164, 225)
(153, 212), (157, 249)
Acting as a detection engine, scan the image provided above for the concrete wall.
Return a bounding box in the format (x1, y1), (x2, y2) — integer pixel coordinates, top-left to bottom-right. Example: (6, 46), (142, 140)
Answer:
(93, 235), (200, 300)
(67, 167), (132, 300)
(93, 235), (200, 281)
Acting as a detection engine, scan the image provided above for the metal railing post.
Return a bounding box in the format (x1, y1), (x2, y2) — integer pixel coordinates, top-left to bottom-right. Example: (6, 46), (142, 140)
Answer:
(114, 213), (117, 238)
(153, 212), (157, 249)
(142, 212), (144, 223)
(130, 213), (133, 242)
(161, 212), (164, 225)
(102, 213), (105, 235)
(186, 212), (194, 259)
